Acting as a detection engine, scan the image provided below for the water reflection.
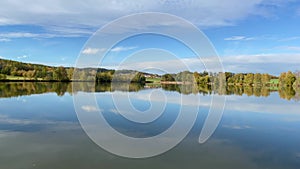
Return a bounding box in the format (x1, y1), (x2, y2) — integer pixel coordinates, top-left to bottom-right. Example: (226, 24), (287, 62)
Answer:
(0, 82), (298, 101)
(0, 82), (300, 169)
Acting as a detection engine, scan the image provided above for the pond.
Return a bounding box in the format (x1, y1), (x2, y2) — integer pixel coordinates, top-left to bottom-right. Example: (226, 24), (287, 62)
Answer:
(0, 82), (300, 169)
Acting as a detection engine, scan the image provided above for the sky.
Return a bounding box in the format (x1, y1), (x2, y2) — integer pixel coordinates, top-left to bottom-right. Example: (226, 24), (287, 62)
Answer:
(0, 0), (300, 75)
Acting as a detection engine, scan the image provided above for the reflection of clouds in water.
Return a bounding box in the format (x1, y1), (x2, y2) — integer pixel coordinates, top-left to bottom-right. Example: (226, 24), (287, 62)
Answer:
(109, 109), (134, 116)
(0, 130), (259, 169)
(81, 105), (99, 112)
(95, 90), (206, 107)
(0, 114), (55, 125)
(225, 95), (300, 115)
(0, 129), (98, 169)
(0, 114), (80, 133)
(16, 97), (27, 103)
(96, 90), (300, 115)
(0, 90), (299, 167)
(282, 117), (300, 122)
(222, 124), (253, 130)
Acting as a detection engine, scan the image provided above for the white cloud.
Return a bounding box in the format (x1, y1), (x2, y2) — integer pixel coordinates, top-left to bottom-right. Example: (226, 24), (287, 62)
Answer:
(82, 46), (137, 55)
(0, 0), (289, 37)
(82, 47), (103, 54)
(110, 46), (137, 52)
(103, 57), (205, 74)
(222, 53), (300, 64)
(0, 32), (88, 39)
(102, 53), (300, 74)
(220, 53), (300, 74)
(0, 32), (40, 38)
(224, 36), (255, 41)
(281, 46), (300, 51)
(0, 38), (11, 42)
(0, 56), (4, 59)
(278, 36), (300, 42)
(17, 55), (28, 59)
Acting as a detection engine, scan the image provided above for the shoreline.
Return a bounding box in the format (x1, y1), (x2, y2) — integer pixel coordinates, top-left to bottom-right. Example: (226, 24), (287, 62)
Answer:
(160, 81), (193, 85)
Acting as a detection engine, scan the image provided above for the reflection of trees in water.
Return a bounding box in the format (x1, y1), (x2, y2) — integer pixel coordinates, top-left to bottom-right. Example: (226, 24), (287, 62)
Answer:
(278, 87), (296, 100)
(95, 83), (144, 92)
(0, 82), (70, 98)
(0, 82), (298, 101)
(162, 84), (210, 95)
(226, 85), (244, 96)
(162, 84), (298, 101)
(0, 82), (145, 98)
(293, 89), (300, 101)
(225, 86), (271, 97)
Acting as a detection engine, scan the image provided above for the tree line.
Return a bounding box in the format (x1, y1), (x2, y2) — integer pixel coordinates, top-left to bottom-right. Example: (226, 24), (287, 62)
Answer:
(1, 58), (299, 88)
(95, 70), (146, 83)
(0, 59), (71, 81)
(0, 59), (146, 83)
(161, 70), (300, 88)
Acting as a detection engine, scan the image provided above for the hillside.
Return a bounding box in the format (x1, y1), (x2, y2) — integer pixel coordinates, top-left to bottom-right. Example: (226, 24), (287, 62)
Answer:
(0, 58), (146, 82)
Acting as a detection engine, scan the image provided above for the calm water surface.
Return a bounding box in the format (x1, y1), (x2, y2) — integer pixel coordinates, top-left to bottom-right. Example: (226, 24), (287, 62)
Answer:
(0, 82), (300, 169)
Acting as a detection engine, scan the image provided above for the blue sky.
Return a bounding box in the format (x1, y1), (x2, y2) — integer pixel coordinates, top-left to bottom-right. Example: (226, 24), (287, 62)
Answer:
(0, 0), (300, 75)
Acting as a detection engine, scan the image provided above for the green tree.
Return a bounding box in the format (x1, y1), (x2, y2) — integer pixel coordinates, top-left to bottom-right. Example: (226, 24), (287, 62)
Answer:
(0, 74), (6, 80)
(261, 73), (271, 86)
(197, 75), (211, 85)
(279, 71), (296, 87)
(244, 73), (254, 85)
(96, 71), (113, 82)
(233, 73), (244, 84)
(173, 71), (195, 82)
(225, 72), (234, 81)
(131, 72), (146, 83)
(67, 68), (74, 80)
(253, 73), (262, 85)
(161, 74), (175, 81)
(53, 67), (70, 81)
(45, 71), (54, 81)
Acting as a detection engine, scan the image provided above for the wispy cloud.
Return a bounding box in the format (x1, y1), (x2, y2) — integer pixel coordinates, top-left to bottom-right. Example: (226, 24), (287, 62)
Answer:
(224, 36), (255, 41)
(102, 53), (300, 74)
(0, 38), (11, 42)
(0, 0), (291, 37)
(82, 47), (104, 55)
(220, 53), (300, 74)
(82, 46), (137, 55)
(17, 55), (28, 59)
(0, 32), (41, 38)
(0, 31), (89, 39)
(222, 53), (300, 64)
(278, 46), (300, 51)
(110, 46), (137, 52)
(278, 36), (300, 42)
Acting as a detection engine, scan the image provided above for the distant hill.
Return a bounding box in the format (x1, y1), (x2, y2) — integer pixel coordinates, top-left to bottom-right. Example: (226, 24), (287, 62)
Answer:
(0, 58), (146, 82)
